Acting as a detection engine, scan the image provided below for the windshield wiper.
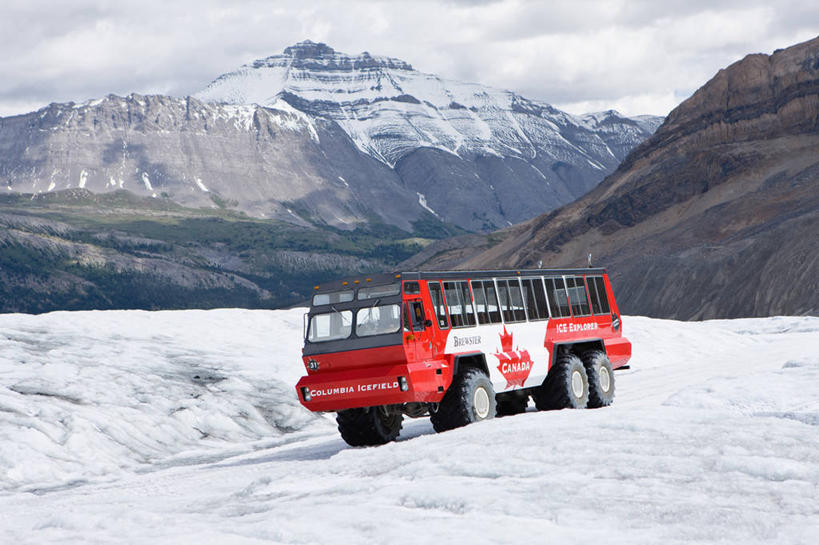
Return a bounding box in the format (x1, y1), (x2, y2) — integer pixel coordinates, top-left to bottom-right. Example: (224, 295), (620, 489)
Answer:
(331, 305), (351, 325)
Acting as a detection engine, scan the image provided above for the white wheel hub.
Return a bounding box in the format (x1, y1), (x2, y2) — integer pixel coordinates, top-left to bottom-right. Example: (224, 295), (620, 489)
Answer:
(473, 386), (490, 419)
(571, 370), (584, 398)
(599, 366), (611, 393)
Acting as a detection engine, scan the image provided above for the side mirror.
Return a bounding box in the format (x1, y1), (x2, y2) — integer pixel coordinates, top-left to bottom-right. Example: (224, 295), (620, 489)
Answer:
(424, 319), (433, 328)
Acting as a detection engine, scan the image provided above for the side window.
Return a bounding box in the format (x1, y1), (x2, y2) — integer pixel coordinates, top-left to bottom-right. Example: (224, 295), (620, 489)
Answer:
(484, 281), (502, 324)
(458, 281), (476, 326)
(522, 278), (548, 320)
(443, 281), (465, 328)
(428, 282), (449, 329)
(594, 277), (610, 314)
(546, 276), (571, 317)
(566, 276), (591, 316)
(442, 281), (475, 328)
(534, 278), (550, 318)
(544, 277), (560, 318)
(587, 276), (603, 315)
(507, 279), (526, 322)
(472, 281), (489, 324)
(403, 281), (421, 294)
(497, 280), (512, 322)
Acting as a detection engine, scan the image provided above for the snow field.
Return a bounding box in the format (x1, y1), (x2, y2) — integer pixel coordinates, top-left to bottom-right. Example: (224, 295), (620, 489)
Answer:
(0, 310), (817, 544)
(0, 309), (320, 492)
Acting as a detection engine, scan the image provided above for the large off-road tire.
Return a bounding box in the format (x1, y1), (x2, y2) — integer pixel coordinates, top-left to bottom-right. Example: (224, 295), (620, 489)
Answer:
(495, 392), (529, 416)
(533, 353), (589, 410)
(430, 367), (496, 432)
(581, 350), (615, 408)
(336, 406), (403, 446)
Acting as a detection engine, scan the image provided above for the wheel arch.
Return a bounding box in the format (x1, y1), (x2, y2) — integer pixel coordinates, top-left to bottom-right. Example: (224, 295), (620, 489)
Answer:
(551, 339), (606, 369)
(452, 352), (489, 378)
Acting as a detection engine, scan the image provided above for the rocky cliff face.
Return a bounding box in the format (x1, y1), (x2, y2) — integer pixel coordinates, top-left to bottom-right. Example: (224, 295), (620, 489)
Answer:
(0, 94), (437, 231)
(445, 36), (819, 319)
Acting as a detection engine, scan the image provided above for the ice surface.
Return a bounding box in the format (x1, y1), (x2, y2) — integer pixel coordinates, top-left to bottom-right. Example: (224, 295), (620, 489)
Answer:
(0, 310), (817, 544)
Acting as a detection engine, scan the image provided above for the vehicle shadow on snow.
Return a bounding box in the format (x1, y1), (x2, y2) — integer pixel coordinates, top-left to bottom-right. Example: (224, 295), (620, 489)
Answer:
(209, 419), (437, 468)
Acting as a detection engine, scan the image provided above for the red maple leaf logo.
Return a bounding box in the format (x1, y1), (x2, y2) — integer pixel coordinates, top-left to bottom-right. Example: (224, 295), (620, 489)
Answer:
(493, 326), (534, 389)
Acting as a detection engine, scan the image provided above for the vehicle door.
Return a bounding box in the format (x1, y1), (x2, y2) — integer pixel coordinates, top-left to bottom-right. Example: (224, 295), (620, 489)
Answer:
(404, 298), (433, 362)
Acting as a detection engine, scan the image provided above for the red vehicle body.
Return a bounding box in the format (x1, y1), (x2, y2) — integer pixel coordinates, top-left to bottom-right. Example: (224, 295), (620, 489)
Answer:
(296, 268), (631, 445)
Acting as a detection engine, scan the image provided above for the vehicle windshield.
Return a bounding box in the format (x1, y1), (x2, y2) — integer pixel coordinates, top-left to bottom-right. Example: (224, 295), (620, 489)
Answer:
(308, 310), (352, 342)
(355, 304), (401, 337)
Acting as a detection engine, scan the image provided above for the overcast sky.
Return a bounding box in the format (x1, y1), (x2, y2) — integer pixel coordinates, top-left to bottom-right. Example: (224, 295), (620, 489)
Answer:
(1, 0), (817, 118)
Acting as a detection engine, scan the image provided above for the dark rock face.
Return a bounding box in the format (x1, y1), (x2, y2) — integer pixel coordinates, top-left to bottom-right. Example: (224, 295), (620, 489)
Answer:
(452, 36), (819, 319)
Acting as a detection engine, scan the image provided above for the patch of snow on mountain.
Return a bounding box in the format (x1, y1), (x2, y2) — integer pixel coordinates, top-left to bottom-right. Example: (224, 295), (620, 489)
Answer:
(140, 172), (153, 192)
(194, 177), (209, 192)
(416, 192), (439, 217)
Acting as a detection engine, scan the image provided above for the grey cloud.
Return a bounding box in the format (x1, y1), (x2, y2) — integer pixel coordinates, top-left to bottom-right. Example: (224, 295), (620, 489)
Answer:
(0, 0), (817, 118)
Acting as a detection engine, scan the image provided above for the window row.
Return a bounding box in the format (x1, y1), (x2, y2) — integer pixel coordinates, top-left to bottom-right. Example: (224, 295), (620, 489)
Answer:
(426, 275), (609, 329)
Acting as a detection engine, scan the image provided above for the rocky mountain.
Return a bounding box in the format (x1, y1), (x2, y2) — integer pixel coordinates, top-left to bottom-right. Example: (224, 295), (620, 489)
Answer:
(435, 36), (819, 319)
(1, 41), (661, 234)
(0, 94), (442, 233)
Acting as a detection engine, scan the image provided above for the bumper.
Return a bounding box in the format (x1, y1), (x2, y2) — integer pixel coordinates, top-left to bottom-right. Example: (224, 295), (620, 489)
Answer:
(604, 336), (632, 369)
(296, 361), (450, 412)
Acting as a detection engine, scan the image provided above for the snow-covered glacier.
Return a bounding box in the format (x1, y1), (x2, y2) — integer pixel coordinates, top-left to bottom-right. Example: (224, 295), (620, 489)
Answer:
(1, 309), (817, 544)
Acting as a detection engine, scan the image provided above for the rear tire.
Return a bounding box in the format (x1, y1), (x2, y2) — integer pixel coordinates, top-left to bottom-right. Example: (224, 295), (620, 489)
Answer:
(430, 368), (496, 432)
(495, 392), (528, 416)
(336, 406), (403, 446)
(533, 353), (589, 410)
(581, 350), (615, 408)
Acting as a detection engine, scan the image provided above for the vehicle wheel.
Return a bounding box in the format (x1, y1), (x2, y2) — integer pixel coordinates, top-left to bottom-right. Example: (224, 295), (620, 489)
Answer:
(430, 367), (496, 432)
(336, 405), (403, 446)
(495, 392), (528, 416)
(532, 353), (589, 410)
(581, 350), (615, 408)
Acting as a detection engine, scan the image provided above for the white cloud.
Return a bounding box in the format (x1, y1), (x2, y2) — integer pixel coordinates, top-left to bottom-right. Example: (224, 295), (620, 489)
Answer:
(0, 0), (816, 118)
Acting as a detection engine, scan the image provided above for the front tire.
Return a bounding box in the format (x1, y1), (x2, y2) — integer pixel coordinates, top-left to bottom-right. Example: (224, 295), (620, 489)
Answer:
(336, 406), (403, 446)
(581, 350), (615, 408)
(430, 368), (496, 432)
(533, 353), (589, 410)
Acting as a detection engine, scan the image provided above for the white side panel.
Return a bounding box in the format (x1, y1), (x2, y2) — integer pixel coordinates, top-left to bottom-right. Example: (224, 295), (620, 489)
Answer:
(444, 322), (551, 393)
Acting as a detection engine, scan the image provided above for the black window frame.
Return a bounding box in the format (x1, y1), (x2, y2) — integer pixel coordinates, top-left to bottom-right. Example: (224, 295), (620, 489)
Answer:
(593, 276), (610, 314)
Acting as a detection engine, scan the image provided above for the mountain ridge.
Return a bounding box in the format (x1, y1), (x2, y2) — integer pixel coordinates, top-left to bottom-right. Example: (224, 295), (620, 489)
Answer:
(439, 35), (819, 319)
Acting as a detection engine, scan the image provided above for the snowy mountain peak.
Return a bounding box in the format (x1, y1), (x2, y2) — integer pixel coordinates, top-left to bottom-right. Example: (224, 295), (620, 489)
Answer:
(283, 39), (335, 58)
(229, 40), (414, 77)
(195, 41), (661, 166)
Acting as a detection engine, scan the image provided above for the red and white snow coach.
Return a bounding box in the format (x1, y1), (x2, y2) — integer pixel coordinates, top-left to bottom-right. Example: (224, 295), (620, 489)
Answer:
(296, 268), (631, 446)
